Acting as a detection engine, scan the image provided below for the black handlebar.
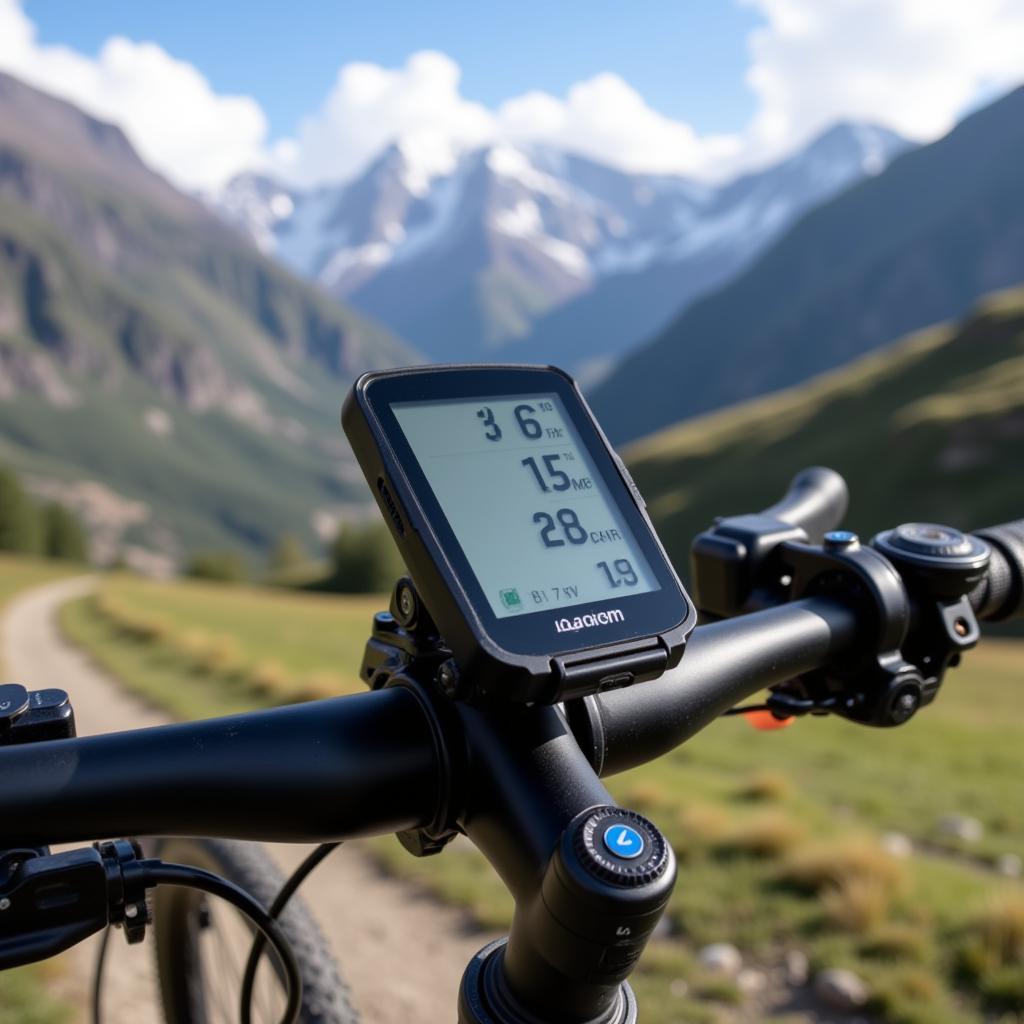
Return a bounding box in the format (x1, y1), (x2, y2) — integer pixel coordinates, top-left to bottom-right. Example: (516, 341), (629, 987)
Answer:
(0, 597), (859, 849)
(759, 466), (849, 542)
(576, 597), (858, 776)
(972, 520), (1024, 621)
(0, 688), (440, 847)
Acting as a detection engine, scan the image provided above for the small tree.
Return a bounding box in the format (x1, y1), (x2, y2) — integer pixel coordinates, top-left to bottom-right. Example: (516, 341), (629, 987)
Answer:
(186, 551), (248, 584)
(327, 523), (404, 593)
(41, 502), (89, 562)
(0, 466), (40, 554)
(267, 533), (306, 578)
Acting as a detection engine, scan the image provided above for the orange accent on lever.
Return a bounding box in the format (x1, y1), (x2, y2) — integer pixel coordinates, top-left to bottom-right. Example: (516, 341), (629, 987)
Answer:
(743, 710), (794, 731)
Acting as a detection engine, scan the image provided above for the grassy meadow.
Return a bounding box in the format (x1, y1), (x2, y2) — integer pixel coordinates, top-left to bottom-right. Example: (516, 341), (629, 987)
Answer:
(61, 574), (380, 719)
(61, 572), (1024, 1024)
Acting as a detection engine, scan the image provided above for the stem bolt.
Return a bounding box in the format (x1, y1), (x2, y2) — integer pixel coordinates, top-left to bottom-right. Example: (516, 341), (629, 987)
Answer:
(437, 661), (461, 698)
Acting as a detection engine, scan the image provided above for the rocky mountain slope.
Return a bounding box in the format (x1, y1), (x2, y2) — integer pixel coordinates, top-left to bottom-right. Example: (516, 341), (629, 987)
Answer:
(0, 72), (415, 568)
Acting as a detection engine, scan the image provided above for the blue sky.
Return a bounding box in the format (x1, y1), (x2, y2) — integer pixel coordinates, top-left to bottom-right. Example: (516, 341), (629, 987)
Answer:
(25, 0), (762, 141)
(4, 1), (1022, 190)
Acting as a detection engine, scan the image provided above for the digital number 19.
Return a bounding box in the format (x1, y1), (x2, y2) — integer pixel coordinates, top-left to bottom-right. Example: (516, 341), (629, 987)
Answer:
(597, 559), (638, 588)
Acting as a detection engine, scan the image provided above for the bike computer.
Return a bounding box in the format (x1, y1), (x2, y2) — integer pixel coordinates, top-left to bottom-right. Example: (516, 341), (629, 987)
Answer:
(342, 365), (696, 703)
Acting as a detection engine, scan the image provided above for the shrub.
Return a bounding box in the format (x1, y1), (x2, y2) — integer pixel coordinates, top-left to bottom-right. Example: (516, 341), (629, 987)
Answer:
(781, 837), (905, 897)
(186, 551), (248, 584)
(822, 876), (892, 933)
(176, 629), (214, 662)
(0, 465), (40, 554)
(41, 501), (88, 562)
(957, 893), (1024, 978)
(192, 635), (244, 678)
(868, 965), (960, 1024)
(267, 533), (307, 579)
(246, 660), (292, 697)
(621, 780), (670, 812)
(293, 671), (348, 700)
(96, 593), (170, 645)
(324, 523), (404, 593)
(724, 810), (806, 859)
(738, 770), (793, 802)
(676, 804), (731, 845)
(861, 922), (933, 962)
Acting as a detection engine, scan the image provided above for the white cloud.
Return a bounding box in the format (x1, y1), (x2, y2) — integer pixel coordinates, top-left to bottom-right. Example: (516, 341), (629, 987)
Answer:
(742, 0), (1024, 160)
(498, 75), (741, 176)
(274, 1), (1023, 185)
(270, 51), (495, 188)
(270, 58), (738, 187)
(0, 0), (1022, 191)
(0, 0), (267, 190)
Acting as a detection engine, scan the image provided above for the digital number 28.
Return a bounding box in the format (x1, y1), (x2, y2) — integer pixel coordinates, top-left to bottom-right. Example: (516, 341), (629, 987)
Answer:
(534, 508), (587, 548)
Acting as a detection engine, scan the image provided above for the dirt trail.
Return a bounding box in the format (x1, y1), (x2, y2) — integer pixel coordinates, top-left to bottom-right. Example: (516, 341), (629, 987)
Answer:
(2, 576), (491, 1023)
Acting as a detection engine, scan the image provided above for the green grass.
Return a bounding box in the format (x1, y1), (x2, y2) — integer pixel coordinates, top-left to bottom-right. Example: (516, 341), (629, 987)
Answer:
(64, 572), (1024, 1022)
(0, 964), (70, 1024)
(61, 573), (381, 719)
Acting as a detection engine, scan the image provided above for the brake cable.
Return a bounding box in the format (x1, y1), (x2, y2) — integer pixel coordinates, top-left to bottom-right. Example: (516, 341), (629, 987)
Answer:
(239, 842), (343, 1024)
(88, 857), (303, 1024)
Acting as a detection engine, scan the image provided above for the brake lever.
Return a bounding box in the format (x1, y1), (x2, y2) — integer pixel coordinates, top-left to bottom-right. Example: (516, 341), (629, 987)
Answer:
(0, 840), (150, 970)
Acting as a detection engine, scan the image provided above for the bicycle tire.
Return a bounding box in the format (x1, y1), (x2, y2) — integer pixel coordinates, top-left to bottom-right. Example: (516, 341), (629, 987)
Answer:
(149, 837), (359, 1024)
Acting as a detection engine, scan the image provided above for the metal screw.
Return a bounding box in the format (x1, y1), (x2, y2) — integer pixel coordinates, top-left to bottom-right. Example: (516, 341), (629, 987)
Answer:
(0, 897), (10, 911)
(437, 661), (460, 699)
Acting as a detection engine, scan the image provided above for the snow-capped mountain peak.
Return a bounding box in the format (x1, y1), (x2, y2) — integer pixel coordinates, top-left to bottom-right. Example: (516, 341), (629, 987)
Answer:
(209, 121), (911, 366)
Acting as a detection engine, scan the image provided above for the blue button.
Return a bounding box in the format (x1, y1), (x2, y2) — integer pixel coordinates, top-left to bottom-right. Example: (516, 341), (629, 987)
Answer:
(824, 530), (859, 546)
(603, 824), (645, 860)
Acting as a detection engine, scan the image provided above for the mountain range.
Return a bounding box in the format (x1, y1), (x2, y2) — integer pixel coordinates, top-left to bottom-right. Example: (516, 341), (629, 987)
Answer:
(0, 72), (414, 570)
(212, 123), (909, 382)
(591, 86), (1024, 442)
(2, 67), (1021, 573)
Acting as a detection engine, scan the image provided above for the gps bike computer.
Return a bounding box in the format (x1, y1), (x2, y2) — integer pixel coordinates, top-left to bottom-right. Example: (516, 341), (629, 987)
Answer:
(342, 365), (696, 703)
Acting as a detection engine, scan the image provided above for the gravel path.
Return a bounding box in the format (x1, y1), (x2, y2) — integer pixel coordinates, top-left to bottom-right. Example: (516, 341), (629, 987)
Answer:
(2, 576), (492, 1023)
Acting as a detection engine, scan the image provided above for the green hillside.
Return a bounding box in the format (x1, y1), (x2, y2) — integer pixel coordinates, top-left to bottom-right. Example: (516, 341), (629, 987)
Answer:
(0, 72), (415, 566)
(594, 86), (1024, 443)
(625, 288), (1024, 575)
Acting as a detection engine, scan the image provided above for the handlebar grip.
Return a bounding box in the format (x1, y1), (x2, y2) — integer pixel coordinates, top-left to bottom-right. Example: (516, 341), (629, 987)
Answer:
(760, 467), (849, 543)
(971, 521), (1024, 621)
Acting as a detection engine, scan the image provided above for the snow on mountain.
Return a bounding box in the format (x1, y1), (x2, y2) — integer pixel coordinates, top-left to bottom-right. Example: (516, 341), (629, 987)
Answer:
(209, 122), (910, 368)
